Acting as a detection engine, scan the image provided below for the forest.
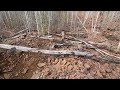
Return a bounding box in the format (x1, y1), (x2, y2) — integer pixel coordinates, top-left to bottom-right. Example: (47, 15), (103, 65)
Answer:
(0, 11), (120, 79)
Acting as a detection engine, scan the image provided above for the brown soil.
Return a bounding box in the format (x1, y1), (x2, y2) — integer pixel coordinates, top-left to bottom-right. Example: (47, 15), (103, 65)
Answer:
(0, 29), (120, 79)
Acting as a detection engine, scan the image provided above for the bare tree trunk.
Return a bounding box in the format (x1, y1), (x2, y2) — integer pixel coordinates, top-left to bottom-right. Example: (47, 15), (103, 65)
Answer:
(24, 11), (31, 33)
(34, 11), (40, 36)
(48, 11), (51, 35)
(92, 11), (100, 32)
(76, 13), (88, 33)
(7, 11), (12, 28)
(83, 11), (90, 26)
(38, 11), (43, 36)
(106, 11), (116, 29)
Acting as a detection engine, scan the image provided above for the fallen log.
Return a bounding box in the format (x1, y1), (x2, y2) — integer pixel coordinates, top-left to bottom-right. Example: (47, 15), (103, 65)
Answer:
(3, 28), (29, 41)
(1, 44), (120, 64)
(64, 35), (120, 59)
(39, 35), (54, 40)
(13, 28), (29, 36)
(32, 34), (120, 60)
(91, 56), (120, 64)
(10, 33), (26, 39)
(0, 44), (94, 57)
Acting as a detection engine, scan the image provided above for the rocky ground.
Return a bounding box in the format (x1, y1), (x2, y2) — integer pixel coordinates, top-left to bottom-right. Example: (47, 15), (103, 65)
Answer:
(0, 29), (120, 79)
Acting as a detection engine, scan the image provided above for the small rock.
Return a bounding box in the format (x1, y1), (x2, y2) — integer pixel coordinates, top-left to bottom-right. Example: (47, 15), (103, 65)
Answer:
(31, 71), (41, 79)
(66, 76), (69, 79)
(102, 72), (106, 78)
(111, 63), (116, 68)
(104, 63), (109, 68)
(38, 63), (46, 68)
(84, 69), (89, 74)
(74, 56), (78, 59)
(90, 70), (96, 76)
(35, 70), (39, 74)
(44, 70), (51, 76)
(59, 58), (63, 62)
(61, 75), (66, 79)
(100, 67), (106, 73)
(70, 74), (76, 79)
(87, 73), (94, 79)
(22, 68), (28, 74)
(81, 68), (85, 73)
(67, 65), (73, 71)
(73, 65), (79, 70)
(66, 62), (71, 66)
(61, 60), (67, 65)
(4, 74), (10, 79)
(106, 73), (111, 79)
(48, 58), (51, 63)
(106, 68), (112, 73)
(54, 58), (59, 64)
(61, 66), (65, 71)
(57, 70), (62, 74)
(84, 77), (88, 79)
(42, 68), (50, 76)
(15, 73), (19, 76)
(59, 76), (63, 79)
(79, 73), (86, 78)
(112, 71), (118, 77)
(84, 63), (90, 68)
(26, 59), (34, 66)
(78, 61), (83, 65)
(31, 74), (40, 79)
(45, 68), (50, 72)
(117, 76), (120, 79)
(54, 61), (61, 70)
(96, 70), (103, 77)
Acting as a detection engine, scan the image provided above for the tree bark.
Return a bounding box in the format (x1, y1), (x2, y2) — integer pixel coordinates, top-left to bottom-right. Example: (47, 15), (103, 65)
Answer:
(0, 44), (94, 57)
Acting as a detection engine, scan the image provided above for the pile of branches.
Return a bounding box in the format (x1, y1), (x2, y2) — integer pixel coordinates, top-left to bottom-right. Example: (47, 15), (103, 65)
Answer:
(0, 32), (120, 64)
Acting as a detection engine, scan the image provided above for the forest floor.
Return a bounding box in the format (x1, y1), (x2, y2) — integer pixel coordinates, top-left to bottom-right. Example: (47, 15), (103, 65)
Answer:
(0, 28), (120, 79)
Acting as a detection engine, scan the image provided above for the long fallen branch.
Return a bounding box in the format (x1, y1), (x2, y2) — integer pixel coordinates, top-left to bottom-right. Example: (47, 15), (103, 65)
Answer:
(91, 56), (120, 64)
(43, 34), (120, 60)
(1, 44), (120, 64)
(38, 35), (54, 40)
(64, 35), (120, 60)
(13, 28), (29, 36)
(33, 34), (120, 60)
(0, 44), (94, 57)
(4, 28), (29, 41)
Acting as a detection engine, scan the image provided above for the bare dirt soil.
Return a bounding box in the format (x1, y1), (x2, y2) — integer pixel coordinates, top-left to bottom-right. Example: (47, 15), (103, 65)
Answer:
(0, 29), (120, 79)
